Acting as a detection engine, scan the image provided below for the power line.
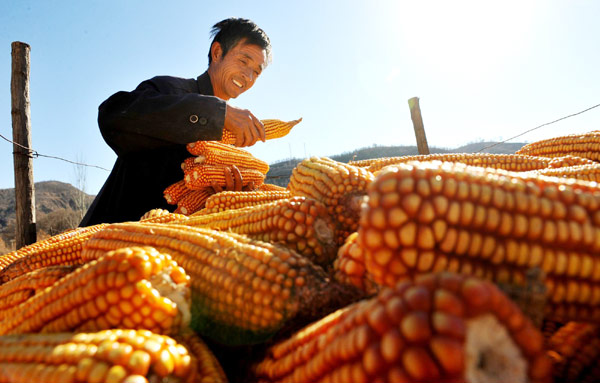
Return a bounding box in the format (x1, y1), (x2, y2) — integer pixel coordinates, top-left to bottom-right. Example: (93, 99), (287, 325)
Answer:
(0, 132), (110, 171)
(477, 102), (600, 152)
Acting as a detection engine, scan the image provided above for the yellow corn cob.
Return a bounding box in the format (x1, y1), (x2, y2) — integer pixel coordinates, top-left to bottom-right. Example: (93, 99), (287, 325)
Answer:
(0, 246), (190, 336)
(358, 160), (600, 324)
(187, 140), (258, 157)
(253, 272), (552, 383)
(516, 130), (600, 161)
(181, 157), (199, 172)
(139, 209), (189, 224)
(547, 155), (597, 168)
(258, 183), (288, 192)
(184, 163), (264, 190)
(288, 157), (375, 245)
(176, 196), (337, 267)
(219, 118), (302, 145)
(81, 223), (358, 346)
(0, 329), (199, 383)
(0, 224), (107, 284)
(163, 180), (192, 205)
(196, 189), (292, 215)
(0, 265), (75, 316)
(546, 321), (600, 382)
(350, 153), (553, 174)
(530, 163), (600, 183)
(195, 149), (270, 174)
(174, 188), (214, 216)
(174, 331), (228, 383)
(332, 232), (379, 296)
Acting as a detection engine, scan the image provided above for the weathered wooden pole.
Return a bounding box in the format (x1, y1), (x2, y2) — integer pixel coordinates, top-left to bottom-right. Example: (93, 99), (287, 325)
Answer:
(408, 97), (430, 155)
(11, 41), (36, 248)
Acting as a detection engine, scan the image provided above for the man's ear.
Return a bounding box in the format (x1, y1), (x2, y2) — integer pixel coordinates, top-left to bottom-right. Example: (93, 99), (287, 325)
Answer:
(211, 42), (223, 62)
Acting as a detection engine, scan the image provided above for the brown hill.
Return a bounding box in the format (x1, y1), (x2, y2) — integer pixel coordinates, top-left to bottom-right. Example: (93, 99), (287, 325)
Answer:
(0, 181), (95, 250)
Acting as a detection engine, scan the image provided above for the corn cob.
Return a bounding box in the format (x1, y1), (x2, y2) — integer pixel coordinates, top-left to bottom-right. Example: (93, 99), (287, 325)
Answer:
(163, 180), (192, 205)
(195, 149), (270, 174)
(350, 153), (553, 174)
(358, 160), (600, 324)
(81, 223), (359, 346)
(546, 321), (600, 382)
(139, 209), (189, 224)
(184, 163), (264, 190)
(181, 157), (199, 172)
(196, 189), (292, 215)
(187, 140), (259, 157)
(288, 157), (375, 245)
(258, 183), (288, 192)
(515, 130), (600, 161)
(0, 265), (75, 316)
(0, 246), (190, 336)
(252, 272), (552, 383)
(219, 118), (302, 145)
(332, 232), (379, 296)
(529, 163), (600, 183)
(175, 196), (337, 267)
(174, 188), (214, 216)
(0, 329), (199, 383)
(547, 155), (597, 168)
(174, 331), (228, 383)
(0, 224), (107, 284)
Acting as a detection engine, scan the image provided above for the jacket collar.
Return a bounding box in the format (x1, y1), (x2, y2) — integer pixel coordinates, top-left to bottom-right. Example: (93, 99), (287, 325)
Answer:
(196, 71), (215, 95)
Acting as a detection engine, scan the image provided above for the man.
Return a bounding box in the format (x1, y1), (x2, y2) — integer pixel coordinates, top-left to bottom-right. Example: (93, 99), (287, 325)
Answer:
(80, 18), (271, 226)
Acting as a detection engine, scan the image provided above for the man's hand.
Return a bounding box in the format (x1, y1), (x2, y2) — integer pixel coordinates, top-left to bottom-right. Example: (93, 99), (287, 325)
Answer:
(224, 104), (266, 147)
(210, 165), (255, 193)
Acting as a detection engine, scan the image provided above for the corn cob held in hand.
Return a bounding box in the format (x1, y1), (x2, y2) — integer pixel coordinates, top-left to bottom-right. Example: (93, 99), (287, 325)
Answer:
(217, 118), (302, 146)
(358, 160), (600, 324)
(253, 272), (552, 383)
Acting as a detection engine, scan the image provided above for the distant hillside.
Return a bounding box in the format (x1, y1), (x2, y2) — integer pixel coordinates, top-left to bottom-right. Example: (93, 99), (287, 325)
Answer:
(265, 141), (527, 187)
(0, 181), (95, 249)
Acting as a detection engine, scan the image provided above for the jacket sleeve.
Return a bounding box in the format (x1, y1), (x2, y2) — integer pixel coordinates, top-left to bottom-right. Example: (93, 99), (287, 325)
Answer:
(98, 77), (227, 156)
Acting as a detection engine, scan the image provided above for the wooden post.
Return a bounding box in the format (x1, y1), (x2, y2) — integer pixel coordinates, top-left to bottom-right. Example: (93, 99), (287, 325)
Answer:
(408, 97), (430, 155)
(11, 41), (36, 248)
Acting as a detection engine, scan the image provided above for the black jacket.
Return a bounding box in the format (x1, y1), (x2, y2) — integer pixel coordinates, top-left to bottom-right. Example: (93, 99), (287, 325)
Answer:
(80, 71), (226, 226)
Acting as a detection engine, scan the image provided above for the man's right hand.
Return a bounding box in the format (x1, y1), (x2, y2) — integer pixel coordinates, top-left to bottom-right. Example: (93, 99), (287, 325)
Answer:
(224, 104), (266, 147)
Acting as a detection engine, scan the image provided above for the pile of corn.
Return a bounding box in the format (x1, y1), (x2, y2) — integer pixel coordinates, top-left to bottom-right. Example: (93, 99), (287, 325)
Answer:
(163, 118), (301, 215)
(4, 130), (600, 382)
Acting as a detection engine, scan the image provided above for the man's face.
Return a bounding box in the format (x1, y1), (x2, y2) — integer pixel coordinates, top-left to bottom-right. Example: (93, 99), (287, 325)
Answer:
(209, 39), (267, 100)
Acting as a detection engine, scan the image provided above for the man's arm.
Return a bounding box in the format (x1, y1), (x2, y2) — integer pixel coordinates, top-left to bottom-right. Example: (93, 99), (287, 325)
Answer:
(98, 78), (227, 156)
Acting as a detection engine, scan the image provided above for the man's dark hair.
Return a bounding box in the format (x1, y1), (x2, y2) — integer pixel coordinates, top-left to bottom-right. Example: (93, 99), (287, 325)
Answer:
(208, 18), (272, 66)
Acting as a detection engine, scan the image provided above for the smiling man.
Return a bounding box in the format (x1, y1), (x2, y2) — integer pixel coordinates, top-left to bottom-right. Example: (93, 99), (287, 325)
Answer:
(80, 18), (272, 226)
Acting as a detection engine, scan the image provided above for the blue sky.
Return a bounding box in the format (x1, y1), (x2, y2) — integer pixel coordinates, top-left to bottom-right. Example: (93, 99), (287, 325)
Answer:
(1, 0), (599, 195)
